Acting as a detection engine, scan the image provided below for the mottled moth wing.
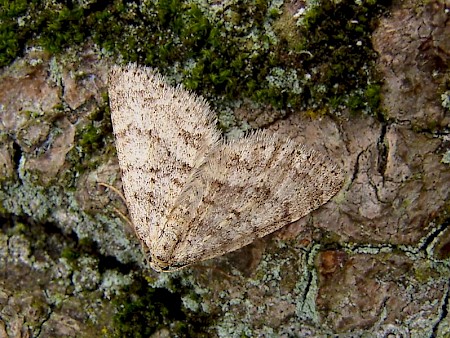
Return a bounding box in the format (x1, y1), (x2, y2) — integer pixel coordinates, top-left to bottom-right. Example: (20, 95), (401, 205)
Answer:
(109, 65), (220, 256)
(152, 131), (344, 270)
(109, 64), (343, 272)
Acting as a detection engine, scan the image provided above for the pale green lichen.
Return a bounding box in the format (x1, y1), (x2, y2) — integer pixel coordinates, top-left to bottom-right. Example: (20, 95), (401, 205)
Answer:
(181, 294), (200, 312)
(294, 243), (321, 323)
(266, 67), (303, 95)
(48, 56), (63, 86)
(1, 180), (53, 222)
(442, 150), (450, 164)
(72, 256), (101, 293)
(100, 270), (133, 300)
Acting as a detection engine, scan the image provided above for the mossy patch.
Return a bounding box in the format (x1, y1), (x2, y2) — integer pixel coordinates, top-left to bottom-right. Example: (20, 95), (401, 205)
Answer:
(0, 0), (31, 66)
(111, 275), (210, 337)
(2, 0), (392, 120)
(64, 100), (115, 180)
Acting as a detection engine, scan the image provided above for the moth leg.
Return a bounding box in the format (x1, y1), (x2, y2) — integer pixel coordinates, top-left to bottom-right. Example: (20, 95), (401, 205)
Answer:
(97, 182), (183, 271)
(97, 182), (133, 231)
(98, 182), (156, 268)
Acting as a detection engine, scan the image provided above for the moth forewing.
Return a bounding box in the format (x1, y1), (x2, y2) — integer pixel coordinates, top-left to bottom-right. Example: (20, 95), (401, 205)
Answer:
(109, 64), (344, 272)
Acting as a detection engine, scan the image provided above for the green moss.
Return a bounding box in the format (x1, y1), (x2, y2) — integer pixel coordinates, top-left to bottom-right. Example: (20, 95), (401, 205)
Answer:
(39, 6), (87, 53)
(0, 0), (34, 66)
(64, 101), (114, 179)
(294, 0), (391, 115)
(6, 221), (27, 236)
(365, 83), (382, 109)
(112, 277), (188, 337)
(3, 0), (391, 121)
(61, 246), (80, 262)
(79, 123), (104, 152)
(78, 237), (97, 253)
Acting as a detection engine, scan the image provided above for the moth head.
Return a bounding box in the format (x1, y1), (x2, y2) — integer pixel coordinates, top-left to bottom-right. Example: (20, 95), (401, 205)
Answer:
(148, 253), (189, 272)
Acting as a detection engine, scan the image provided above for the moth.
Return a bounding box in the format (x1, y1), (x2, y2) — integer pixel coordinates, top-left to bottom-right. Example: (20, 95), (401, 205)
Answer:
(108, 64), (343, 272)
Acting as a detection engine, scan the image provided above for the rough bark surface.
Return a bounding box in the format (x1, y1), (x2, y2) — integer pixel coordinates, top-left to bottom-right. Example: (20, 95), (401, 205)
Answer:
(0, 1), (449, 337)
